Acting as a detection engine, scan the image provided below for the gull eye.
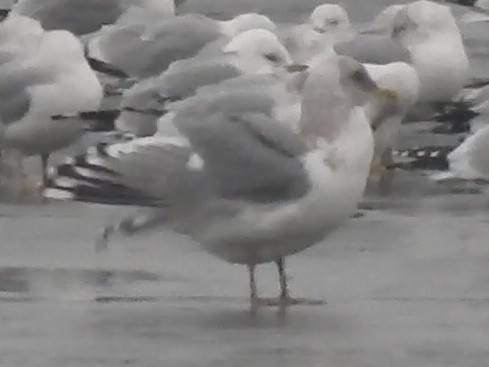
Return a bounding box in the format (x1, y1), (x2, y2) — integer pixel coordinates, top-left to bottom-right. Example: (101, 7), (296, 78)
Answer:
(326, 19), (339, 26)
(264, 53), (281, 63)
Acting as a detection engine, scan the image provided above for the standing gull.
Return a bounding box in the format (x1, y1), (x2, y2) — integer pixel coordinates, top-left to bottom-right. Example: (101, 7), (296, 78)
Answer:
(45, 54), (397, 311)
(0, 29), (103, 195)
(335, 0), (469, 105)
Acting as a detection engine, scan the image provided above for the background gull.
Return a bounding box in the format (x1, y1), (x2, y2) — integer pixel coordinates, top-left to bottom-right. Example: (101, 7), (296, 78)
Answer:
(87, 12), (276, 79)
(335, 0), (469, 108)
(0, 13), (45, 60)
(363, 61), (420, 190)
(44, 54), (397, 312)
(427, 124), (489, 183)
(282, 3), (355, 63)
(108, 29), (292, 137)
(11, 0), (176, 35)
(363, 4), (406, 34)
(0, 29), (103, 196)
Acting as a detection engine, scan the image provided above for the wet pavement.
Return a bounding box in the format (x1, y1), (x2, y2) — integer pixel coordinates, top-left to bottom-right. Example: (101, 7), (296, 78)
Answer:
(1, 179), (488, 366)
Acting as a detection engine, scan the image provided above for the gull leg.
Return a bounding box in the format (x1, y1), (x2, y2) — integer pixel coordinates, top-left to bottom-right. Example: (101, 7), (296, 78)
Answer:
(276, 258), (326, 316)
(247, 258), (325, 315)
(368, 156), (383, 185)
(41, 153), (49, 189)
(248, 264), (259, 313)
(15, 153), (47, 200)
(13, 152), (33, 200)
(379, 147), (395, 194)
(277, 258), (293, 316)
(38, 153), (50, 201)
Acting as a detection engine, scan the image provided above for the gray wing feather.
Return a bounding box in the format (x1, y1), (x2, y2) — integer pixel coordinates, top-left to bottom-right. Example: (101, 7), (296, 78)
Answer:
(175, 92), (310, 202)
(139, 15), (222, 77)
(116, 61), (242, 135)
(160, 60), (242, 99)
(50, 137), (210, 207)
(102, 14), (222, 78)
(13, 0), (123, 35)
(49, 89), (310, 206)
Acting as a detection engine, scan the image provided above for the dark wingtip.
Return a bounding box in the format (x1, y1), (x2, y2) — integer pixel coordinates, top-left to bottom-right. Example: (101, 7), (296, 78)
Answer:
(391, 146), (454, 171)
(52, 109), (120, 132)
(85, 53), (129, 78)
(81, 109), (120, 132)
(432, 101), (477, 134)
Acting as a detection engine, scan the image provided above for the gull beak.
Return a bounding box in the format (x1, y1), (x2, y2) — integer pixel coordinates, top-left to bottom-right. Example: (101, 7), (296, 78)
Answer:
(375, 88), (398, 100)
(284, 64), (309, 73)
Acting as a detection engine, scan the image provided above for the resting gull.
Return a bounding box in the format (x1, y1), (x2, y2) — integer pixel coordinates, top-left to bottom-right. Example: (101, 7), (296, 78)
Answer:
(112, 29), (292, 137)
(44, 54), (397, 311)
(87, 12), (276, 79)
(11, 0), (175, 35)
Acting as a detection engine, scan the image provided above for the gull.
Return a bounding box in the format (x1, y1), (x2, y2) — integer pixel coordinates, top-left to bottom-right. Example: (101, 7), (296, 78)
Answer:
(87, 12), (277, 79)
(430, 124), (489, 182)
(11, 0), (175, 35)
(0, 29), (103, 196)
(0, 13), (45, 60)
(45, 54), (397, 312)
(335, 0), (469, 106)
(363, 61), (420, 190)
(113, 28), (293, 137)
(283, 3), (355, 63)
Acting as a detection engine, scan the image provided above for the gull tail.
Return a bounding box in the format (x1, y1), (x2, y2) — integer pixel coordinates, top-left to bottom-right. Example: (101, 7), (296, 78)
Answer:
(390, 146), (455, 171)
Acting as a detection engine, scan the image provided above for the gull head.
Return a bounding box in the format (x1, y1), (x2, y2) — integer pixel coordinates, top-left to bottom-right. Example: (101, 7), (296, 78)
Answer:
(310, 4), (351, 35)
(390, 6), (417, 41)
(336, 56), (397, 107)
(366, 62), (419, 114)
(39, 30), (86, 64)
(223, 29), (292, 75)
(391, 0), (458, 41)
(0, 13), (44, 44)
(360, 4), (405, 35)
(299, 54), (396, 141)
(220, 13), (276, 36)
(364, 62), (420, 132)
(407, 0), (456, 32)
